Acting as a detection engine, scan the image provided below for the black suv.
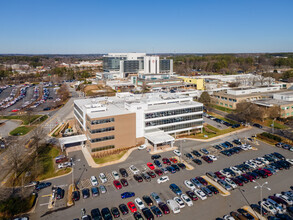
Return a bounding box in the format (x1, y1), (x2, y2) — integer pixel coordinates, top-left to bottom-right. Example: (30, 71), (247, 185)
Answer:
(119, 168), (128, 177)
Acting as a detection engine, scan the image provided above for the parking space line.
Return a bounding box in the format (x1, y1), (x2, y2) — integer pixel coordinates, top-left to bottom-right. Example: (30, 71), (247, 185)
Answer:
(41, 194), (52, 197)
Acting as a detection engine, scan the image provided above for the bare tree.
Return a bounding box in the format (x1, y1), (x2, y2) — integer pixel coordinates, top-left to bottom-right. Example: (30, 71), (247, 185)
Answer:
(31, 126), (46, 158)
(6, 141), (23, 181)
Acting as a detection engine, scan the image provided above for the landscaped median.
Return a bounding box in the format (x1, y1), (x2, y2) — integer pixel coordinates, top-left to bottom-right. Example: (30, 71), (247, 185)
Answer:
(257, 132), (292, 146)
(173, 156), (194, 170)
(242, 205), (266, 220)
(202, 175), (231, 196)
(67, 184), (74, 206)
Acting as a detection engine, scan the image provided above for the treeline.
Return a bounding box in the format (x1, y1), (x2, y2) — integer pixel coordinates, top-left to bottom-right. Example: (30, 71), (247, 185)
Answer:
(170, 54), (293, 75)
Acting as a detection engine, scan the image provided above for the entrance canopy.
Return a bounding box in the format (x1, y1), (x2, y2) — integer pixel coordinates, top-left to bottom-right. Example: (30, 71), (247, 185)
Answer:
(59, 134), (87, 151)
(145, 131), (175, 145)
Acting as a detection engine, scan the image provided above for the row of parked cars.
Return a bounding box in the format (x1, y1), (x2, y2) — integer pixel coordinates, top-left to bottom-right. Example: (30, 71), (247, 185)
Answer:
(0, 85), (30, 110)
(76, 178), (220, 220)
(218, 187), (293, 220)
(206, 152), (292, 192)
(204, 113), (240, 128)
(276, 142), (293, 152)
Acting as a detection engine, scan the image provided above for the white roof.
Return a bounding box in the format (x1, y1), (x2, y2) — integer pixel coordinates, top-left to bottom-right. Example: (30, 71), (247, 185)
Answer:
(59, 134), (87, 146)
(145, 131), (175, 145)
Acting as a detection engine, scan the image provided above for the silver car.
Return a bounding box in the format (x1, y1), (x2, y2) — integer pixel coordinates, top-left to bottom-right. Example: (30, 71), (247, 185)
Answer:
(217, 180), (232, 191)
(150, 192), (162, 204)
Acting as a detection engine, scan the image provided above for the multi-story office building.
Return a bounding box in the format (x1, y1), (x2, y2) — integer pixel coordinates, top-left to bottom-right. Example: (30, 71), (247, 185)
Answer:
(74, 92), (203, 153)
(211, 86), (281, 109)
(102, 53), (173, 77)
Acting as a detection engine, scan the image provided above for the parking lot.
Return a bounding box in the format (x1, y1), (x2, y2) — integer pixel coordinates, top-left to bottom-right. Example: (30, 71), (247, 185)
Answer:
(32, 128), (293, 220)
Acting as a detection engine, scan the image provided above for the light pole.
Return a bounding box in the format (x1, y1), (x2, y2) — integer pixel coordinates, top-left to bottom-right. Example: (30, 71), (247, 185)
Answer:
(254, 181), (271, 218)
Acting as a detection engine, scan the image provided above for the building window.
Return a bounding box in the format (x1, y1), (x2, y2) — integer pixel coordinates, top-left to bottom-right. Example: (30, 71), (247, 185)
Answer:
(92, 145), (115, 152)
(90, 135), (114, 143)
(161, 121), (203, 132)
(229, 105), (232, 108)
(220, 102), (223, 105)
(74, 109), (83, 125)
(145, 114), (202, 127)
(89, 126), (114, 134)
(225, 104), (228, 107)
(91, 118), (114, 125)
(145, 107), (202, 119)
(74, 103), (83, 117)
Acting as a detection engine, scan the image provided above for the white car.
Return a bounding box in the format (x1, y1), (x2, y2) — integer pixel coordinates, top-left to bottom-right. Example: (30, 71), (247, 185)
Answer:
(129, 165), (139, 174)
(275, 193), (293, 205)
(173, 196), (185, 208)
(257, 157), (269, 165)
(251, 159), (263, 167)
(223, 215), (235, 220)
(184, 180), (196, 190)
(194, 189), (207, 200)
(286, 159), (293, 165)
(138, 144), (147, 150)
(230, 166), (242, 175)
(181, 194), (193, 206)
(90, 176), (98, 186)
(99, 173), (108, 183)
(244, 161), (257, 169)
(166, 199), (180, 214)
(173, 150), (181, 157)
(112, 171), (120, 180)
(261, 201), (277, 215)
(208, 155), (217, 161)
(220, 170), (231, 178)
(157, 176), (169, 184)
(135, 197), (145, 210)
(225, 178), (237, 189)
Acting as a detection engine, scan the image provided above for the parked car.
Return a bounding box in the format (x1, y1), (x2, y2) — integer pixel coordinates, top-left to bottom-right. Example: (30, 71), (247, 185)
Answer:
(169, 184), (182, 195)
(135, 197), (145, 210)
(142, 207), (154, 220)
(158, 202), (170, 214)
(121, 192), (135, 199)
(142, 195), (153, 206)
(101, 208), (112, 220)
(111, 207), (120, 218)
(113, 180), (122, 190)
(90, 176), (98, 186)
(127, 202), (137, 213)
(35, 182), (51, 191)
(91, 187), (99, 197)
(119, 168), (128, 177)
(150, 192), (162, 204)
(200, 148), (209, 155)
(129, 165), (139, 174)
(82, 188), (90, 199)
(99, 173), (108, 183)
(119, 204), (129, 215)
(72, 190), (80, 201)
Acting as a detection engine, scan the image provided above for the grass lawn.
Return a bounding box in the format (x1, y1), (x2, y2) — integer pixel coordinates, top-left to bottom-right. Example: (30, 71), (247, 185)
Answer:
(0, 115), (41, 125)
(208, 112), (238, 125)
(211, 104), (235, 114)
(37, 146), (71, 181)
(264, 119), (288, 129)
(185, 124), (243, 139)
(94, 150), (127, 164)
(32, 115), (48, 124)
(9, 126), (34, 136)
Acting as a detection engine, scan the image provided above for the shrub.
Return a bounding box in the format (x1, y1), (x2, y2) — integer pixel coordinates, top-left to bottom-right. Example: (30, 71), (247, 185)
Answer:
(260, 132), (282, 142)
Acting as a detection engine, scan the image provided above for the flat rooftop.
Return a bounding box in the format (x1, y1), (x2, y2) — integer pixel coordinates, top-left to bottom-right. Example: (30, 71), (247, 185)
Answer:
(253, 99), (293, 106)
(213, 90), (286, 98)
(74, 92), (203, 118)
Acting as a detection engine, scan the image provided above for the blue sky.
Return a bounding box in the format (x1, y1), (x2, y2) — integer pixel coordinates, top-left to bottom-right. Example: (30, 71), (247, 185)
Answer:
(0, 0), (292, 54)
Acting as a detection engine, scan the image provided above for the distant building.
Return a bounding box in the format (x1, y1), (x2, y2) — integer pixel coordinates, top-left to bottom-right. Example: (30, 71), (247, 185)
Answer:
(211, 86), (281, 109)
(102, 53), (173, 78)
(177, 77), (205, 90)
(253, 91), (293, 118)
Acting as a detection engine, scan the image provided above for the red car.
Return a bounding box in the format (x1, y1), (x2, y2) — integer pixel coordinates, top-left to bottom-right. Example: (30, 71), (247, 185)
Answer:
(262, 169), (272, 177)
(231, 178), (243, 186)
(169, 158), (178, 163)
(11, 109), (19, 112)
(242, 173), (255, 182)
(202, 156), (213, 163)
(113, 180), (122, 189)
(159, 202), (170, 214)
(120, 178), (128, 187)
(127, 202), (137, 213)
(162, 158), (171, 165)
(147, 171), (156, 178)
(214, 171), (226, 180)
(154, 169), (163, 176)
(196, 176), (208, 185)
(147, 162), (155, 170)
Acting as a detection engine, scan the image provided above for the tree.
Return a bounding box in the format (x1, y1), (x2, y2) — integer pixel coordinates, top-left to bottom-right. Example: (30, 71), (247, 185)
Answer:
(228, 82), (240, 88)
(268, 106), (280, 119)
(6, 141), (23, 181)
(198, 91), (211, 106)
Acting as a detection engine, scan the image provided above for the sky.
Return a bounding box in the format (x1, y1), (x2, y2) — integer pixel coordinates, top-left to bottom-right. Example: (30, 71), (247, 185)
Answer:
(0, 0), (293, 54)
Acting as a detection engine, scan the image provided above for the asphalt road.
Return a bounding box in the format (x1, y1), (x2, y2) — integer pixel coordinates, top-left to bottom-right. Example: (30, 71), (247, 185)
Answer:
(30, 127), (293, 220)
(0, 119), (21, 137)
